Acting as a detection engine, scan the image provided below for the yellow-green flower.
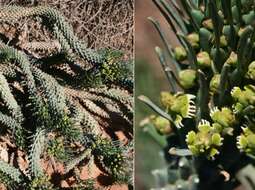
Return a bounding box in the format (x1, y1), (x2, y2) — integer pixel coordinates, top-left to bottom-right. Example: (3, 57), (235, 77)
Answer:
(210, 107), (236, 128)
(160, 92), (176, 109)
(160, 92), (196, 128)
(186, 120), (223, 160)
(29, 176), (54, 190)
(237, 126), (255, 155)
(231, 85), (255, 113)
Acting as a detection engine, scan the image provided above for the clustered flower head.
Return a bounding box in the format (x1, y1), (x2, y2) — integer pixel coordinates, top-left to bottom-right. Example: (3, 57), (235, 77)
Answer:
(186, 120), (223, 160)
(231, 85), (255, 113)
(160, 92), (196, 128)
(210, 107), (236, 131)
(237, 124), (255, 155)
(185, 106), (237, 159)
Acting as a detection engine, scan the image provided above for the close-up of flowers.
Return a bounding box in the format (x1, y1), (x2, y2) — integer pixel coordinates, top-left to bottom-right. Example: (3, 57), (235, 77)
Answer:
(137, 0), (255, 190)
(186, 119), (223, 160)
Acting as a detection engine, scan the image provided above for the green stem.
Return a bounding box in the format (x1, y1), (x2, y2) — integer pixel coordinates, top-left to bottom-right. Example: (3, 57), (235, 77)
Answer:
(196, 70), (209, 124)
(155, 47), (178, 93)
(148, 17), (181, 73)
(219, 64), (230, 107)
(143, 124), (167, 147)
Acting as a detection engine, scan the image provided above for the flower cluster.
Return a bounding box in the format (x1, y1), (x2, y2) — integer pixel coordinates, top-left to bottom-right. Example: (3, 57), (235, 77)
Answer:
(237, 125), (255, 155)
(186, 120), (223, 160)
(210, 107), (236, 135)
(160, 92), (196, 128)
(231, 85), (255, 114)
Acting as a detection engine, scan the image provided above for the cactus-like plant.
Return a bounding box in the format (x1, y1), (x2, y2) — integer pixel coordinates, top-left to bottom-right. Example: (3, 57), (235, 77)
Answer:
(139, 0), (255, 189)
(0, 5), (133, 189)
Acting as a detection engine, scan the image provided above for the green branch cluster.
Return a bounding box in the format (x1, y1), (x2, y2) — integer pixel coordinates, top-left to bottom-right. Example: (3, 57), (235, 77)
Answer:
(0, 5), (133, 190)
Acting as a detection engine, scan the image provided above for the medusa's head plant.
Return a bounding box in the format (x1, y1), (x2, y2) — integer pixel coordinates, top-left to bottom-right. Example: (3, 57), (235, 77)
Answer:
(139, 0), (255, 189)
(0, 5), (133, 189)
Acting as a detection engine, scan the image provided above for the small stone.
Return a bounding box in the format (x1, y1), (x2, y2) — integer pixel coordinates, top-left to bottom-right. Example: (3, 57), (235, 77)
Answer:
(0, 146), (8, 163)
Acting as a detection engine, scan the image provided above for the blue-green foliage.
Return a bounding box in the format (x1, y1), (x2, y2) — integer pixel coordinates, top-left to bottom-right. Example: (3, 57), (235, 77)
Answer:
(0, 5), (133, 189)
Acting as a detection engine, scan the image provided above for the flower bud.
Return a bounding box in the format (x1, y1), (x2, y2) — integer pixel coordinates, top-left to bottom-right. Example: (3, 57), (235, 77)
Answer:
(151, 115), (172, 135)
(197, 51), (211, 67)
(218, 10), (224, 19)
(179, 69), (197, 89)
(247, 61), (255, 80)
(187, 33), (199, 49)
(174, 46), (187, 61)
(209, 74), (220, 94)
(202, 19), (213, 30)
(220, 36), (227, 47)
(238, 27), (245, 36)
(225, 52), (237, 66)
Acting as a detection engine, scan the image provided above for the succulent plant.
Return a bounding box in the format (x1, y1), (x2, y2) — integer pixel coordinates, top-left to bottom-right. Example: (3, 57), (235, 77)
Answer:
(139, 0), (255, 189)
(0, 5), (133, 189)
